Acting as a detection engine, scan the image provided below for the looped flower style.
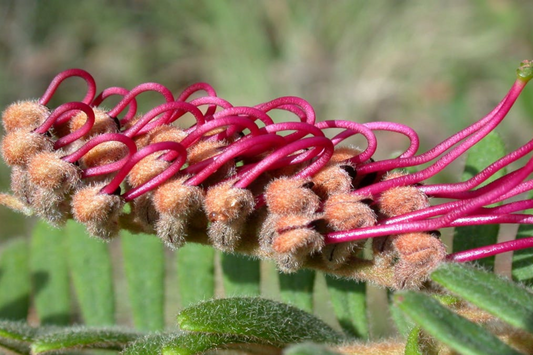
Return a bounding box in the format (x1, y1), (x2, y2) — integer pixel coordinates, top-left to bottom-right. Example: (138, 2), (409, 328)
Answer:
(2, 61), (533, 289)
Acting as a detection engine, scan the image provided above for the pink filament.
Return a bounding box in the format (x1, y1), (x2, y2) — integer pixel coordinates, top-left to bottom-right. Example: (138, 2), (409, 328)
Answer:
(354, 79), (527, 197)
(101, 141), (187, 199)
(61, 133), (138, 177)
(39, 69), (97, 106)
(92, 87), (138, 122)
(315, 120), (377, 163)
(448, 236), (533, 262)
(107, 82), (174, 119)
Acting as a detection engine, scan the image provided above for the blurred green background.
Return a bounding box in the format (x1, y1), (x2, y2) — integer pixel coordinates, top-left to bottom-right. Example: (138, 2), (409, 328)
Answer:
(1, 0), (533, 337)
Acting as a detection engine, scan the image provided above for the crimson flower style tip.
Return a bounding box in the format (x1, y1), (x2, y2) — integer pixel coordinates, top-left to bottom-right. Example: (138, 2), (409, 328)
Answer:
(2, 62), (533, 289)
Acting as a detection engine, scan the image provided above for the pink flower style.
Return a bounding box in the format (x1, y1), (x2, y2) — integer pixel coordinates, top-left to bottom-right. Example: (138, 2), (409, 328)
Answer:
(2, 62), (533, 289)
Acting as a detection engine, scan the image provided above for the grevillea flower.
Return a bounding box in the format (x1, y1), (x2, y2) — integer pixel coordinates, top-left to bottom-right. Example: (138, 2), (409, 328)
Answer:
(2, 62), (533, 289)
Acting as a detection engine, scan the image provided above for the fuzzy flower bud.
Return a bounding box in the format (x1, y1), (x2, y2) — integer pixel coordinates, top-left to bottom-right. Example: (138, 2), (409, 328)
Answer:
(72, 183), (124, 239)
(1, 100), (50, 132)
(1, 130), (53, 166)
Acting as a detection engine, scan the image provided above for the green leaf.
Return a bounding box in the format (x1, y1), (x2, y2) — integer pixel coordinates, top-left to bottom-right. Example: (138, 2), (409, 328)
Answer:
(66, 220), (115, 326)
(452, 131), (506, 270)
(325, 275), (368, 338)
(221, 253), (260, 296)
(394, 291), (521, 355)
(0, 238), (30, 320)
(161, 332), (276, 355)
(31, 327), (141, 354)
(121, 231), (165, 331)
(121, 333), (173, 355)
(279, 269), (315, 313)
(30, 220), (71, 325)
(431, 262), (533, 332)
(512, 191), (533, 287)
(176, 243), (215, 308)
(283, 342), (343, 355)
(177, 297), (344, 345)
(0, 320), (35, 354)
(404, 326), (422, 355)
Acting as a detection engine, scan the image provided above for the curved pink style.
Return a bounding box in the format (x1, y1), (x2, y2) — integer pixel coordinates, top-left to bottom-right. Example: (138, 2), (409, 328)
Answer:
(39, 69), (97, 106)
(92, 87), (138, 122)
(61, 133), (138, 177)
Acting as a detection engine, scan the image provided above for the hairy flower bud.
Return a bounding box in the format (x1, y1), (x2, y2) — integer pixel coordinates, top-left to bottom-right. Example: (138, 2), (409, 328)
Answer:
(378, 171), (429, 217)
(128, 153), (170, 188)
(271, 214), (324, 272)
(312, 164), (354, 199)
(1, 130), (53, 166)
(153, 176), (204, 248)
(27, 152), (80, 191)
(2, 100), (50, 132)
(323, 193), (376, 231)
(264, 177), (320, 215)
(204, 181), (254, 251)
(72, 183), (124, 239)
(70, 107), (118, 138)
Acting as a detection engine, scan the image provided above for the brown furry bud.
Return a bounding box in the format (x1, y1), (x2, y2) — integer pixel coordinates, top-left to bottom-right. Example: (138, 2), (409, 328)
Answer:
(130, 193), (158, 234)
(204, 181), (254, 251)
(329, 146), (363, 164)
(188, 140), (227, 165)
(271, 214), (324, 272)
(70, 107), (118, 138)
(27, 152), (80, 191)
(264, 178), (320, 215)
(2, 100), (50, 132)
(323, 193), (376, 231)
(148, 125), (187, 144)
(72, 183), (124, 239)
(311, 164), (353, 198)
(378, 171), (429, 218)
(321, 243), (362, 269)
(153, 176), (204, 215)
(79, 141), (129, 168)
(152, 176), (205, 248)
(128, 153), (169, 188)
(1, 130), (53, 166)
(32, 187), (72, 226)
(10, 166), (32, 204)
(375, 233), (447, 289)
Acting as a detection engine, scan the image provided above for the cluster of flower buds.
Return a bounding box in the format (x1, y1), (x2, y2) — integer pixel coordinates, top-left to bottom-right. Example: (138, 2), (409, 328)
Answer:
(2, 62), (533, 289)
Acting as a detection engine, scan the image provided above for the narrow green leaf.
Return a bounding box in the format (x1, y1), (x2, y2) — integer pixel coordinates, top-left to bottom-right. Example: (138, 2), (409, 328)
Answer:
(394, 291), (521, 355)
(404, 326), (422, 355)
(31, 327), (140, 354)
(177, 297), (344, 345)
(121, 333), (173, 355)
(283, 342), (343, 355)
(279, 269), (315, 313)
(452, 131), (506, 270)
(0, 321), (36, 342)
(66, 220), (115, 326)
(121, 231), (165, 331)
(431, 262), (533, 332)
(176, 243), (214, 308)
(161, 332), (276, 355)
(512, 191), (533, 287)
(389, 290), (414, 337)
(325, 275), (368, 338)
(30, 220), (71, 325)
(221, 253), (260, 296)
(0, 238), (30, 320)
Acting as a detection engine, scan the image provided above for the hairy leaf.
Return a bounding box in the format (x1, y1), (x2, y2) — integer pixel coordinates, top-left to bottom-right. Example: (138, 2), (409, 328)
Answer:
(121, 231), (165, 331)
(404, 326), (422, 355)
(30, 220), (71, 325)
(395, 291), (520, 355)
(177, 297), (344, 345)
(431, 262), (533, 332)
(31, 327), (141, 354)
